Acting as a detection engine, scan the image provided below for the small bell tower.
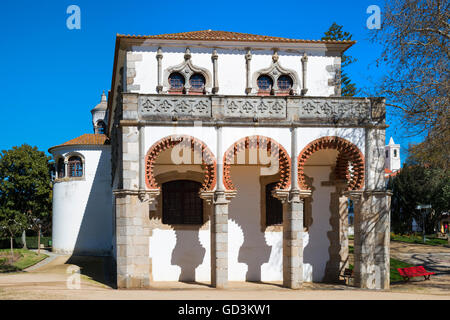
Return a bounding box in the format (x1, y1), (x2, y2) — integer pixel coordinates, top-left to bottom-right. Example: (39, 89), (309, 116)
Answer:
(385, 137), (401, 172)
(91, 91), (108, 134)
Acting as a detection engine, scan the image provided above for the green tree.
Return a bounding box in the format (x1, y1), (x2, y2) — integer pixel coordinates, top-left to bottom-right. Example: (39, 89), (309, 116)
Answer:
(389, 163), (450, 234)
(0, 144), (52, 259)
(322, 22), (357, 96)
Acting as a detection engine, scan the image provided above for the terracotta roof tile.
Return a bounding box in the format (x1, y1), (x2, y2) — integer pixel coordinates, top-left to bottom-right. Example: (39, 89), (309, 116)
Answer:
(49, 134), (109, 152)
(117, 30), (356, 45)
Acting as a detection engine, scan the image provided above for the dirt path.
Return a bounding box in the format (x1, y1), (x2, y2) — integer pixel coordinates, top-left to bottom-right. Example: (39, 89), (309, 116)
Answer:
(0, 242), (449, 300)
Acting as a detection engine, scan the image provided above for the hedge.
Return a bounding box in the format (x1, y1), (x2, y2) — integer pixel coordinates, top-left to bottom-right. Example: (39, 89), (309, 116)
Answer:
(0, 237), (52, 249)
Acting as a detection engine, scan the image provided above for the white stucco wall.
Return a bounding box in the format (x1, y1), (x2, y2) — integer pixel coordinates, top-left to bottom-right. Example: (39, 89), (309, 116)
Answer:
(51, 146), (113, 255)
(130, 46), (338, 96)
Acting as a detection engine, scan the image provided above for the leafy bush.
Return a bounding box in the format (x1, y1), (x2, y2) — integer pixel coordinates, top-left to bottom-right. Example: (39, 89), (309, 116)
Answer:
(0, 236), (52, 249)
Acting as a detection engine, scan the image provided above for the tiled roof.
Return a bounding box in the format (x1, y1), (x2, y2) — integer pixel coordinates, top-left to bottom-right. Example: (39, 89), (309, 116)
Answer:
(117, 30), (356, 45)
(49, 134), (109, 151)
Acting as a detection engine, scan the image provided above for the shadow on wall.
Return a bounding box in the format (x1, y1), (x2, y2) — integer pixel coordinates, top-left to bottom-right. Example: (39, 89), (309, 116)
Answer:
(71, 150), (114, 287)
(231, 166), (271, 282)
(171, 228), (206, 282)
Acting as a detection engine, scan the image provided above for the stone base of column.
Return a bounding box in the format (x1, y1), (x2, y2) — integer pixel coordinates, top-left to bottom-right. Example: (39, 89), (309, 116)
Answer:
(211, 191), (230, 289)
(281, 190), (307, 289)
(348, 190), (391, 290)
(114, 190), (153, 289)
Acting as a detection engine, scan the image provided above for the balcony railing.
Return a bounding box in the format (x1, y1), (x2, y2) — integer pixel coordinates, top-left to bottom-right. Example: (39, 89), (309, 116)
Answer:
(134, 94), (380, 123)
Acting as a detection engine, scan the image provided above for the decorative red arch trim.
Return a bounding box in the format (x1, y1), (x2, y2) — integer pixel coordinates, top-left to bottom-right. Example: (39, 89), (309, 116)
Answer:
(297, 136), (365, 191)
(145, 135), (217, 191)
(223, 135), (291, 191)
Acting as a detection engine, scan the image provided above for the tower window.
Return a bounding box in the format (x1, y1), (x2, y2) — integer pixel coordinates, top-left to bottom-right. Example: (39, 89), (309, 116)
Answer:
(277, 75), (293, 91)
(68, 156), (83, 178)
(162, 180), (203, 225)
(265, 182), (283, 226)
(96, 121), (106, 134)
(189, 73), (206, 91)
(257, 75), (273, 91)
(57, 158), (65, 178)
(168, 72), (185, 90)
(394, 149), (397, 158)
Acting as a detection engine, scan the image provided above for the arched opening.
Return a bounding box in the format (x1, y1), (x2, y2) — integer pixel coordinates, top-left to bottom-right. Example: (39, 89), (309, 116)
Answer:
(222, 135), (290, 282)
(168, 72), (185, 93)
(57, 157), (65, 178)
(277, 75), (293, 95)
(297, 137), (364, 283)
(96, 121), (106, 134)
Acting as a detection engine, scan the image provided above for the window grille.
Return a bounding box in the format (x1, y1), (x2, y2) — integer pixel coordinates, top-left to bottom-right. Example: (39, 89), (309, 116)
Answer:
(189, 73), (206, 90)
(257, 75), (273, 91)
(169, 72), (185, 89)
(277, 75), (293, 91)
(68, 156), (83, 177)
(265, 182), (283, 226)
(162, 180), (203, 225)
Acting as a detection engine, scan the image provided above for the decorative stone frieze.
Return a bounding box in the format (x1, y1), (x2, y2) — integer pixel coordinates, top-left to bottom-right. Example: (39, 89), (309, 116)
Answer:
(296, 98), (370, 119)
(224, 97), (286, 119)
(139, 95), (212, 119)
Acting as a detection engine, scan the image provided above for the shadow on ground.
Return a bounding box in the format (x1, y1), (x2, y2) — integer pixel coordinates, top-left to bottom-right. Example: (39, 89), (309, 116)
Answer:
(66, 255), (116, 288)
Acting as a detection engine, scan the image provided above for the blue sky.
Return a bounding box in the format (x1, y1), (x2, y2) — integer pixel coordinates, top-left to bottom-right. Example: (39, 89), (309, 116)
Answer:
(0, 0), (422, 163)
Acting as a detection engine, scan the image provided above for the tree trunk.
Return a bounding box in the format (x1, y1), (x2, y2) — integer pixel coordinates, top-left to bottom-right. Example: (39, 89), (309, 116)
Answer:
(9, 236), (13, 265)
(37, 226), (41, 255)
(22, 230), (27, 249)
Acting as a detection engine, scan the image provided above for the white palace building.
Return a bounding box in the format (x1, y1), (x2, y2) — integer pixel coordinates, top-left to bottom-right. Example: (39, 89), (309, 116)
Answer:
(49, 30), (391, 290)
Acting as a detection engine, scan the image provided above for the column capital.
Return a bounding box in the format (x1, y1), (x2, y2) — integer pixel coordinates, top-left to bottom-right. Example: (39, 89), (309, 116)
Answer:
(273, 189), (311, 203)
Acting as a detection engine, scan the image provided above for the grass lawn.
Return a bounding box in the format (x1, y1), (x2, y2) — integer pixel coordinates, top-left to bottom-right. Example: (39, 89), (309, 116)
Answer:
(0, 249), (48, 273)
(390, 233), (448, 246)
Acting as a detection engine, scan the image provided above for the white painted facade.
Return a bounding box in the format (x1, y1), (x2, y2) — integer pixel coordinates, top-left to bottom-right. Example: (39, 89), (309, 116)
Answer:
(130, 46), (338, 96)
(385, 137), (401, 172)
(51, 146), (113, 255)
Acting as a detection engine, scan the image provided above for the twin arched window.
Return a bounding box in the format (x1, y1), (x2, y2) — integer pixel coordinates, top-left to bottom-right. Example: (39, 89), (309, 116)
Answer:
(257, 74), (293, 95)
(55, 155), (84, 179)
(168, 72), (205, 94)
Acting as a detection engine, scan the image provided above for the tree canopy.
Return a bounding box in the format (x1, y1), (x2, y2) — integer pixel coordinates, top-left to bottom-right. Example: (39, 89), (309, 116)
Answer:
(0, 144), (53, 244)
(322, 22), (357, 96)
(371, 0), (449, 169)
(389, 163), (450, 234)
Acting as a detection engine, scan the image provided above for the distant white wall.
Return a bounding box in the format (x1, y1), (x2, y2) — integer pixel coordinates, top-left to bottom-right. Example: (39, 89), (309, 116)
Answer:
(51, 146), (113, 256)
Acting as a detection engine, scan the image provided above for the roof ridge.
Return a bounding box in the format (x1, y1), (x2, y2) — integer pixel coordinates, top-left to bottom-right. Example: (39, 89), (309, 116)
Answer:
(116, 30), (356, 44)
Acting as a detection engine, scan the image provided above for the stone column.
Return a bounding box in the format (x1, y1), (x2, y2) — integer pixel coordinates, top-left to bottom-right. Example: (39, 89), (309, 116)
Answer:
(245, 49), (252, 94)
(211, 49), (219, 94)
(115, 191), (152, 289)
(350, 190), (391, 289)
(210, 126), (229, 288)
(324, 183), (349, 282)
(211, 190), (229, 288)
(280, 127), (309, 289)
(301, 53), (308, 96)
(156, 47), (163, 93)
(282, 190), (304, 289)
